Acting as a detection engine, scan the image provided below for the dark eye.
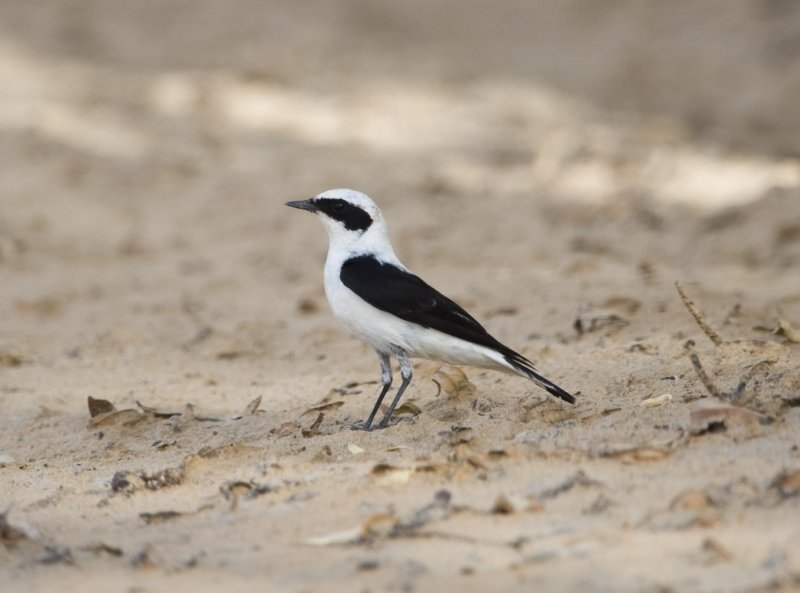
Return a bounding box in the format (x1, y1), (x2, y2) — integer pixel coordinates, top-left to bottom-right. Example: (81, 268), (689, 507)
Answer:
(331, 201), (346, 213)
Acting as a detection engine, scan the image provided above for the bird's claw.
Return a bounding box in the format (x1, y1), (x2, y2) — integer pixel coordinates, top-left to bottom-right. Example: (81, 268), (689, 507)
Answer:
(348, 421), (374, 432)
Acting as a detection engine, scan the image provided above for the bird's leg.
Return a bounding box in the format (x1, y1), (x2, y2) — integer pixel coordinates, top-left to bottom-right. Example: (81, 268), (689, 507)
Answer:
(350, 350), (392, 431)
(377, 349), (412, 429)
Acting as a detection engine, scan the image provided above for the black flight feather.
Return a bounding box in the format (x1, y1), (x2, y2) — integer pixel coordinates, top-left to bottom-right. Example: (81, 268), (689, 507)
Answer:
(339, 255), (575, 404)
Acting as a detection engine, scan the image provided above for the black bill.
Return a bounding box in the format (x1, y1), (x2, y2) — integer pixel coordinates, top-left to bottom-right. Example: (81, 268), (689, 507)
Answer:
(285, 199), (318, 212)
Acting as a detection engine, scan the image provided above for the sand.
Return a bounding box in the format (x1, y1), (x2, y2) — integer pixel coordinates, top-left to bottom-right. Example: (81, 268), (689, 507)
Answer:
(2, 2), (800, 592)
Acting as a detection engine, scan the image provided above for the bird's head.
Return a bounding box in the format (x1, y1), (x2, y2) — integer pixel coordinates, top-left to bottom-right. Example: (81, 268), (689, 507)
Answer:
(286, 189), (392, 256)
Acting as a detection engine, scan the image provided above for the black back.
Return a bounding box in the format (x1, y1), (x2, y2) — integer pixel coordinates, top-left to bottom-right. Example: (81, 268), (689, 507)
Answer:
(340, 255), (517, 357)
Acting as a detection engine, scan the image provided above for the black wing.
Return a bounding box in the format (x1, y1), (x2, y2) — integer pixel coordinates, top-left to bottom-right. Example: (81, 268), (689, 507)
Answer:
(339, 255), (576, 405)
(340, 255), (509, 354)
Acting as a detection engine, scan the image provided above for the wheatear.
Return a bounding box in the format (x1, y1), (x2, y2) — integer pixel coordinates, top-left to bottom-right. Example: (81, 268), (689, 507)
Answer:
(287, 189), (575, 430)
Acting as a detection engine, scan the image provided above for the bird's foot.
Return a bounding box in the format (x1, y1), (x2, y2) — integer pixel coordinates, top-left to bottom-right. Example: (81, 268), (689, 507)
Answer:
(348, 415), (411, 431)
(348, 421), (374, 432)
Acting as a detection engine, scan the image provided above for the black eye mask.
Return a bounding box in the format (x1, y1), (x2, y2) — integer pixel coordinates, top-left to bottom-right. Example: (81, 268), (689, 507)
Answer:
(314, 198), (373, 232)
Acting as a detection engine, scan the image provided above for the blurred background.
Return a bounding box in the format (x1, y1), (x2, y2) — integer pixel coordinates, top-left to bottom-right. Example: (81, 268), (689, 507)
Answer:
(1, 0), (799, 368)
(3, 4), (800, 590)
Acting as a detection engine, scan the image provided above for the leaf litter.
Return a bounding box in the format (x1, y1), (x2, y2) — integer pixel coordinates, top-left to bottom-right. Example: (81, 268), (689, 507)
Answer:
(344, 467), (605, 545)
(110, 464), (186, 494)
(674, 282), (800, 445)
(640, 469), (800, 531)
(88, 395), (265, 429)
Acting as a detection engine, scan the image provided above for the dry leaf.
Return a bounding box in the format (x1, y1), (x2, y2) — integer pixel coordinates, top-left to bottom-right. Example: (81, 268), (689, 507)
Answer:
(302, 412), (324, 437)
(136, 401), (182, 418)
(230, 397), (264, 420)
(361, 513), (398, 539)
(82, 542), (123, 557)
(487, 449), (510, 459)
(623, 448), (670, 461)
(140, 504), (212, 525)
(277, 421), (299, 437)
(309, 412), (324, 431)
(671, 489), (713, 512)
(432, 366), (474, 397)
(305, 513), (397, 546)
(776, 319), (800, 343)
(304, 526), (363, 546)
(139, 510), (186, 525)
(371, 463), (415, 485)
(301, 401), (345, 416)
(111, 463), (186, 494)
(385, 445), (412, 452)
(141, 466), (185, 490)
(347, 443), (365, 455)
(491, 494), (544, 514)
(394, 402), (422, 416)
(640, 393), (673, 407)
(242, 396), (262, 416)
(90, 408), (145, 427)
(88, 396), (116, 418)
(599, 446), (672, 462)
(689, 400), (769, 439)
(769, 469), (800, 499)
(220, 480), (274, 501)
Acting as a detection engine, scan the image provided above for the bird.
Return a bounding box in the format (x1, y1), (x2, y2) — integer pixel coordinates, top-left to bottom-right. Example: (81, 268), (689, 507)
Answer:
(286, 189), (576, 431)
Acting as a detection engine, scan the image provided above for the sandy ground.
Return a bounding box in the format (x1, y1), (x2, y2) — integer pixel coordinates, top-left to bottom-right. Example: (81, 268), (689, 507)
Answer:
(2, 2), (800, 592)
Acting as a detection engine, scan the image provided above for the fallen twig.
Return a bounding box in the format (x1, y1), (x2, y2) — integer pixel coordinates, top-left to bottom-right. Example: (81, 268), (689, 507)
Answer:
(686, 345), (723, 399)
(675, 282), (723, 346)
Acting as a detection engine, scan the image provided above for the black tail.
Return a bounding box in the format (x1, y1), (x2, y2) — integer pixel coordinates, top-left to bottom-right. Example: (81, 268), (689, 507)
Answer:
(503, 351), (576, 404)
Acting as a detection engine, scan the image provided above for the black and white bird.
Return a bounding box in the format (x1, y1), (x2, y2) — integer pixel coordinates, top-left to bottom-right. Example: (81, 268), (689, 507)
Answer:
(286, 189), (576, 431)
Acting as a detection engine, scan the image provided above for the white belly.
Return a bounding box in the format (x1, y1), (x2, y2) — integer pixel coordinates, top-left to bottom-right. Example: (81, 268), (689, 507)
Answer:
(324, 274), (511, 372)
